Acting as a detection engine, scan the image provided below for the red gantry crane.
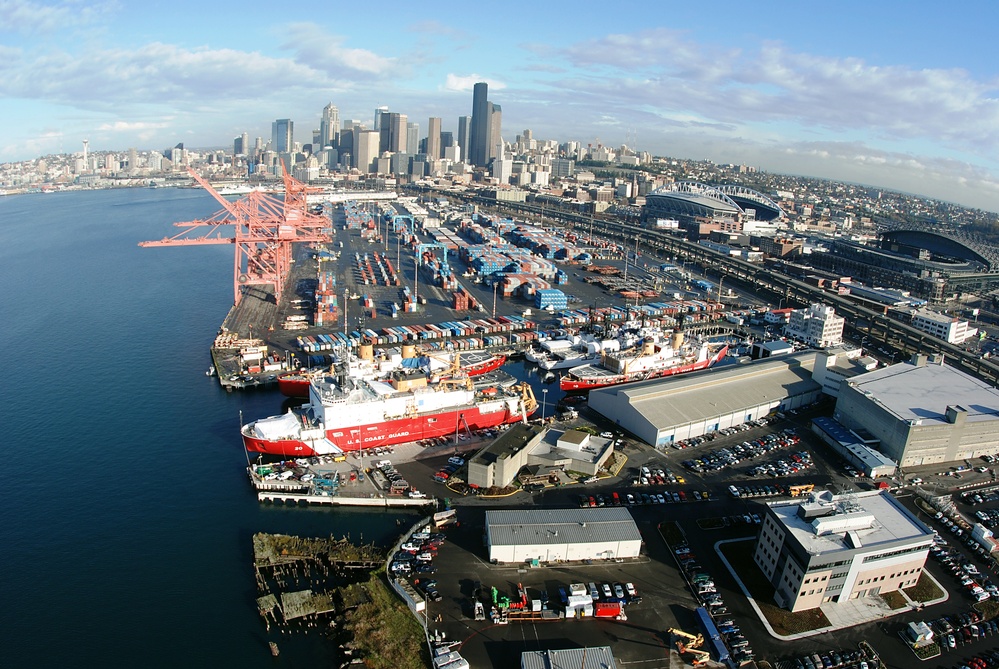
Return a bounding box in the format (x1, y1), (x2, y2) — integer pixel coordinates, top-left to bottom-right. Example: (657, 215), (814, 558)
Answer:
(139, 166), (329, 305)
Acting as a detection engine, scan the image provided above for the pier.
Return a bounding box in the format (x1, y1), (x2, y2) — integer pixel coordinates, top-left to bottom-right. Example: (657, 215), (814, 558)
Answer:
(257, 491), (434, 507)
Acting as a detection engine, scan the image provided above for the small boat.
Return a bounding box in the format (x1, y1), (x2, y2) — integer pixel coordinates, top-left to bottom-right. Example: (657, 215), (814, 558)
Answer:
(206, 367), (216, 377)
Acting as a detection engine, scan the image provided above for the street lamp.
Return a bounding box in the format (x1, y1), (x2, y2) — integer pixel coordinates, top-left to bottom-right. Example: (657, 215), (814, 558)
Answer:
(541, 389), (548, 423)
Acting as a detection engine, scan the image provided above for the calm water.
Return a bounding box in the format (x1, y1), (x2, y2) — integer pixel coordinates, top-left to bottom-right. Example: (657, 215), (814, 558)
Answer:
(0, 188), (420, 667)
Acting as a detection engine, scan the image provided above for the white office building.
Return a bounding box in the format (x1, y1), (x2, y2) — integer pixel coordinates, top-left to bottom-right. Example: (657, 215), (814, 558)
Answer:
(785, 303), (845, 348)
(911, 309), (977, 345)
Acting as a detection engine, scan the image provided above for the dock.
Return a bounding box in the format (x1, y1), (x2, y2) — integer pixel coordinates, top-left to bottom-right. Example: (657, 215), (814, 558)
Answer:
(257, 491), (433, 507)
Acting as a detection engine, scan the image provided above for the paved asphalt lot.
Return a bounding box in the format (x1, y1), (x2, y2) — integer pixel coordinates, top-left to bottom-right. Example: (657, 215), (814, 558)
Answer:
(389, 405), (999, 669)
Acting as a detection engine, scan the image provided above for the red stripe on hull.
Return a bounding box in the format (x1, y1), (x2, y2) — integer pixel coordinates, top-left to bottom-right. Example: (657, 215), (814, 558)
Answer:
(242, 404), (530, 457)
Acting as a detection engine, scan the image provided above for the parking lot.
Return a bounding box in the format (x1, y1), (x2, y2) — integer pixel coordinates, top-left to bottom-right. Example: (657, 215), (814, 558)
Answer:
(376, 401), (999, 668)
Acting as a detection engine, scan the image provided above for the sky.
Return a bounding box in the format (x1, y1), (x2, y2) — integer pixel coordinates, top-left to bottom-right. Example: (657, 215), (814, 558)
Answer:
(3, 0), (999, 212)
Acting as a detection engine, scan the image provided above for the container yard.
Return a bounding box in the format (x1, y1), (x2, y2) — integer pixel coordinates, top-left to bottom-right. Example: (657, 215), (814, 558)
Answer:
(155, 182), (736, 389)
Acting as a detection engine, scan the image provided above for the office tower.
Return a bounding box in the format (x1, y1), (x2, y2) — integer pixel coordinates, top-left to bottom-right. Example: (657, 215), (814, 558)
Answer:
(406, 121), (419, 155)
(489, 103), (502, 163)
(373, 106), (389, 132)
(234, 136), (245, 155)
(272, 119), (293, 153)
(319, 102), (339, 148)
(426, 117), (442, 161)
(241, 132), (250, 156)
(441, 131), (454, 150)
(379, 113), (407, 153)
(456, 115), (471, 163)
(469, 82), (489, 166)
(354, 129), (380, 173)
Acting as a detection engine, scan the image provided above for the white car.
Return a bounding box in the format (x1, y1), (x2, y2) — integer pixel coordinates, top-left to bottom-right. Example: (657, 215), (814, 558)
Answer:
(601, 583), (612, 598)
(625, 582), (637, 597)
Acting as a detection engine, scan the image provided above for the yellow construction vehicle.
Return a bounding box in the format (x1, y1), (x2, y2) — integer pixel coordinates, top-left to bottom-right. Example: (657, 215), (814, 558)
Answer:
(789, 484), (815, 497)
(668, 628), (710, 667)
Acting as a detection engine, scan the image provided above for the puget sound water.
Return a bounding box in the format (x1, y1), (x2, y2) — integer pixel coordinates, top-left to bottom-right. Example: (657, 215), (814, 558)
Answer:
(0, 188), (442, 667)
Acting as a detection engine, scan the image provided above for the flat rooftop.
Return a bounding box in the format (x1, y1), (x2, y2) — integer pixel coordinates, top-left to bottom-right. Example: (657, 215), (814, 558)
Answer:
(768, 490), (933, 555)
(486, 508), (640, 547)
(846, 358), (999, 426)
(469, 423), (545, 466)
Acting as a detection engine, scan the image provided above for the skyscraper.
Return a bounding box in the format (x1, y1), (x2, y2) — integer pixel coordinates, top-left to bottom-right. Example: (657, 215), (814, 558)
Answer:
(406, 122), (420, 156)
(379, 113), (407, 153)
(319, 102), (339, 148)
(489, 103), (502, 162)
(373, 106), (389, 132)
(456, 115), (471, 163)
(469, 82), (489, 166)
(272, 119), (294, 153)
(426, 117), (442, 161)
(354, 129), (380, 173)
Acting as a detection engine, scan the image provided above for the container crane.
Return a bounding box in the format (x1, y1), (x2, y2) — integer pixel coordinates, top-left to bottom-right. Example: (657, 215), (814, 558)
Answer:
(139, 166), (329, 305)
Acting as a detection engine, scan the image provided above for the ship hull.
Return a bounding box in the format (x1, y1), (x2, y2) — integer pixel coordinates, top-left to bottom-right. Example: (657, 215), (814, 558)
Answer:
(560, 345), (728, 392)
(277, 374), (313, 398)
(243, 402), (530, 456)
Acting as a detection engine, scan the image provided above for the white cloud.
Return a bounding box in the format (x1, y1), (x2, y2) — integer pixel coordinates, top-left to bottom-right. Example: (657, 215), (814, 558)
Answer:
(555, 29), (999, 160)
(0, 42), (332, 108)
(97, 120), (170, 132)
(0, 0), (115, 35)
(281, 23), (397, 77)
(441, 74), (506, 93)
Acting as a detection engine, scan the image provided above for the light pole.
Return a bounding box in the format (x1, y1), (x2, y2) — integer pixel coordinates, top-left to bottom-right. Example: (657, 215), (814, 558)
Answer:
(541, 389), (548, 423)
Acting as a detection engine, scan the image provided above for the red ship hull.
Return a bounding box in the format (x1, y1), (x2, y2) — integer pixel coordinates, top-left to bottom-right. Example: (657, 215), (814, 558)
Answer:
(242, 402), (529, 456)
(277, 373), (315, 398)
(560, 345), (728, 392)
(277, 354), (507, 398)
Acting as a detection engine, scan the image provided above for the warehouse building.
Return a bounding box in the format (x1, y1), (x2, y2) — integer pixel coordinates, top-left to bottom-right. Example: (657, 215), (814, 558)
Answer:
(834, 354), (999, 467)
(753, 490), (934, 612)
(587, 352), (824, 448)
(485, 508), (641, 564)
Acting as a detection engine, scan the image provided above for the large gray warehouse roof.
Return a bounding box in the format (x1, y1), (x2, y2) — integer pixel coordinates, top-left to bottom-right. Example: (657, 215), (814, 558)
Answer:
(521, 647), (618, 669)
(486, 508), (640, 547)
(845, 357), (999, 426)
(590, 352), (822, 429)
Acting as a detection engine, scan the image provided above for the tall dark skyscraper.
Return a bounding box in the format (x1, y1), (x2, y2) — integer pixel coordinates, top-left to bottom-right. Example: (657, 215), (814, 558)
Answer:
(271, 118), (294, 153)
(379, 112), (407, 153)
(456, 115), (471, 163)
(469, 82), (490, 167)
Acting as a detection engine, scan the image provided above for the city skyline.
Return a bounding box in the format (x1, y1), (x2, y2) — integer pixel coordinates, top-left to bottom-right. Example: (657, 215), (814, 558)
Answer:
(2, 0), (999, 210)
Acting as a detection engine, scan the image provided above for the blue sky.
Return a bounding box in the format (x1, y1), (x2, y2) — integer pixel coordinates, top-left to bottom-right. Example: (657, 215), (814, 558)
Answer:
(3, 0), (999, 211)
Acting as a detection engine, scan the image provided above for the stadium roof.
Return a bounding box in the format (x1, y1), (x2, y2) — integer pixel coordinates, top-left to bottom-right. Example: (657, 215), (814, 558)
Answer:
(644, 181), (786, 221)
